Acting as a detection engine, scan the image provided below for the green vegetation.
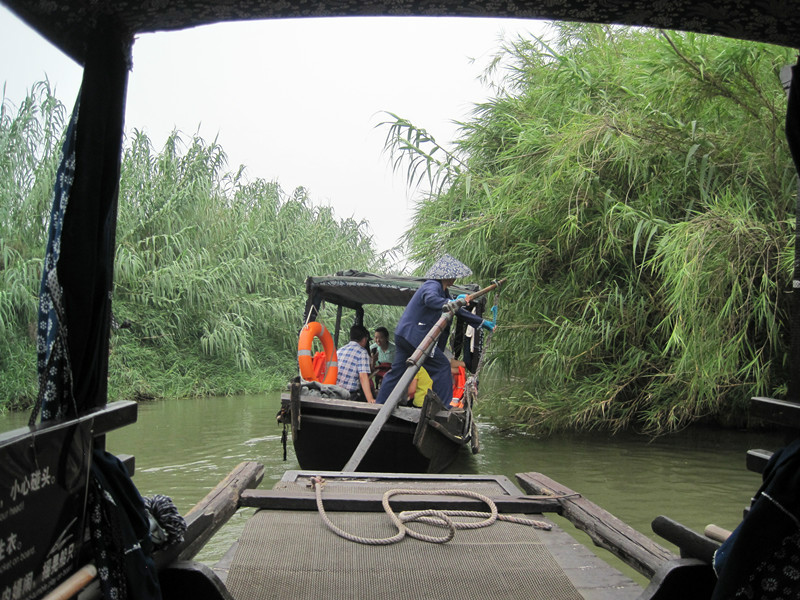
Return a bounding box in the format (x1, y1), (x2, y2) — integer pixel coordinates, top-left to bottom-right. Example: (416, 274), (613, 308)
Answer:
(1, 83), (385, 409)
(1, 81), (67, 409)
(385, 25), (796, 433)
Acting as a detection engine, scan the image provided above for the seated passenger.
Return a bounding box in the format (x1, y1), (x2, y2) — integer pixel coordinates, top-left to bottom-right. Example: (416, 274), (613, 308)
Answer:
(370, 326), (395, 387)
(335, 325), (376, 403)
(371, 327), (396, 363)
(407, 367), (433, 408)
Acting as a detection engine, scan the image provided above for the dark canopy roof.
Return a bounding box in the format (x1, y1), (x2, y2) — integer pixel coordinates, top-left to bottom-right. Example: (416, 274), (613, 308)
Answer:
(306, 270), (484, 311)
(3, 0), (799, 66)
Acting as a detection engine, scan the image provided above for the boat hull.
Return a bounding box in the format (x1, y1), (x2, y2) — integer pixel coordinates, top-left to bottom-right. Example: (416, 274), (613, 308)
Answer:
(278, 389), (475, 473)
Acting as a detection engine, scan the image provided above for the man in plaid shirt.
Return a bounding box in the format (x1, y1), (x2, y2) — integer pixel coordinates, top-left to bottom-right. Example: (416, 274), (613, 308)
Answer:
(335, 324), (376, 403)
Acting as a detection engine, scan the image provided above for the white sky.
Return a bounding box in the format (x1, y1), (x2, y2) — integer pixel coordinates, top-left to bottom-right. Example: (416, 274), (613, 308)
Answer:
(1, 8), (549, 256)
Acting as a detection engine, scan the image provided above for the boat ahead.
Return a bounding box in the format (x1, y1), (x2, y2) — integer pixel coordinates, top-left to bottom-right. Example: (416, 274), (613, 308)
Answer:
(277, 270), (490, 473)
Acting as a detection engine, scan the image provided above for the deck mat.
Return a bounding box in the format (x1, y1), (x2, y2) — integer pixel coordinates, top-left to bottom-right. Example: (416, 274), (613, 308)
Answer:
(226, 509), (584, 600)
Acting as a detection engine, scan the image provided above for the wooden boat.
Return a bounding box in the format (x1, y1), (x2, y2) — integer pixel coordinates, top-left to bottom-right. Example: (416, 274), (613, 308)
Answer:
(3, 0), (800, 599)
(277, 271), (489, 473)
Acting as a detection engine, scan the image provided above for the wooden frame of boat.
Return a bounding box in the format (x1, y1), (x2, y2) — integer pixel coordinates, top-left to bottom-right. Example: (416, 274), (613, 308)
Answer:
(1, 401), (776, 600)
(3, 0), (800, 598)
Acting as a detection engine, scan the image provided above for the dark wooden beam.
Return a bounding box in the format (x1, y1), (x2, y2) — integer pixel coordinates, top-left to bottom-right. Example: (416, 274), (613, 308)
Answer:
(159, 561), (235, 600)
(638, 558), (717, 600)
(516, 472), (677, 579)
(239, 488), (561, 513)
(651, 516), (719, 563)
(750, 396), (800, 428)
(0, 400), (137, 448)
(154, 461), (264, 569)
(746, 448), (772, 474)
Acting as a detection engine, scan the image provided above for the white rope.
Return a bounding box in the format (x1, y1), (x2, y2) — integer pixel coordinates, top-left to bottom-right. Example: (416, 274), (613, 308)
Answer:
(311, 476), (551, 546)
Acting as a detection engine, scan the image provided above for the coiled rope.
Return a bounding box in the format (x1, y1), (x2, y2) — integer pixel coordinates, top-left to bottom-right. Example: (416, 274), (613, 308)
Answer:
(311, 476), (551, 546)
(144, 494), (187, 548)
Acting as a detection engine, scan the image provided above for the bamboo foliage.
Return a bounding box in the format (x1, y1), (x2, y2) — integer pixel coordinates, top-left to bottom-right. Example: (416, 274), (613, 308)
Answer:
(112, 129), (384, 398)
(387, 25), (795, 433)
(0, 81), (69, 407)
(1, 87), (384, 407)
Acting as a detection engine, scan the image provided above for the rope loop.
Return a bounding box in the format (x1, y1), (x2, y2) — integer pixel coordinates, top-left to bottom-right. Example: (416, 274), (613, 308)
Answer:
(311, 477), (551, 546)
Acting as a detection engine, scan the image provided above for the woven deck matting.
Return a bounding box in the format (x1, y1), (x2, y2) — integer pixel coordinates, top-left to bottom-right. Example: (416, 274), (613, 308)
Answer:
(226, 509), (584, 600)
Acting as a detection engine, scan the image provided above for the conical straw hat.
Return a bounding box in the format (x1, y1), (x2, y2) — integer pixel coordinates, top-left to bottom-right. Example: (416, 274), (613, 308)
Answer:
(423, 254), (472, 279)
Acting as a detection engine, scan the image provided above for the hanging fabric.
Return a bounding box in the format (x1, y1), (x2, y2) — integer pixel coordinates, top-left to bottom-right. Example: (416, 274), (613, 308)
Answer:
(30, 99), (81, 425)
(29, 21), (129, 424)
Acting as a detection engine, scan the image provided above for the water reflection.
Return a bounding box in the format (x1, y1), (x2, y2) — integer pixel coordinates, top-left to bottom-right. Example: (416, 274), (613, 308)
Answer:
(0, 393), (783, 575)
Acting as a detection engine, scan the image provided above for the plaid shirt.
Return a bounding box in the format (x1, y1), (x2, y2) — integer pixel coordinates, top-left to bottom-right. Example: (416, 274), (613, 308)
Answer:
(336, 341), (370, 392)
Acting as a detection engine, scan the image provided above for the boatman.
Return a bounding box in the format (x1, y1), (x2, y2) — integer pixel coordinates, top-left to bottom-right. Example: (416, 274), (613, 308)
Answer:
(376, 254), (496, 408)
(336, 324), (376, 403)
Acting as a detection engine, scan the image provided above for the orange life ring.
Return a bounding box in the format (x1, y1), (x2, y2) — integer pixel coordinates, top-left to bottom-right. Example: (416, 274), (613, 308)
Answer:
(298, 322), (338, 384)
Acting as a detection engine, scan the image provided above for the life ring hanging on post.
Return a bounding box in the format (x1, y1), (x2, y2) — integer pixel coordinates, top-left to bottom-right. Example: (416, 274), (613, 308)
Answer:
(298, 321), (338, 384)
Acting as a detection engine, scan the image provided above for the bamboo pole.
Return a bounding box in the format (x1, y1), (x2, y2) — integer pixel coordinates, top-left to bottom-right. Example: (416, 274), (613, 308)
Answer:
(42, 564), (97, 600)
(704, 524), (732, 543)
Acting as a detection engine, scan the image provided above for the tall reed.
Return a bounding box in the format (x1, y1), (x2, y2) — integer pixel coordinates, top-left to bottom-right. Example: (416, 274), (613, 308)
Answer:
(387, 25), (796, 433)
(1, 86), (385, 408)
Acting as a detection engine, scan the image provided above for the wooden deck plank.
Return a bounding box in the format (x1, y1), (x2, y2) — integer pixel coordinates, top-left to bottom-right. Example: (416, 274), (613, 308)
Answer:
(278, 469), (522, 494)
(536, 518), (644, 600)
(224, 472), (644, 600)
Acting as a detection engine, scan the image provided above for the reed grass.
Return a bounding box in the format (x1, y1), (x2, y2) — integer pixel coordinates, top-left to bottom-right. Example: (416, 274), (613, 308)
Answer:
(386, 25), (796, 433)
(1, 86), (386, 409)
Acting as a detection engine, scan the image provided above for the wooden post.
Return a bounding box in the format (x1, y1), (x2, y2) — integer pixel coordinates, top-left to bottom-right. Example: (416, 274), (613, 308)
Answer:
(42, 564), (97, 600)
(704, 524), (732, 543)
(651, 516), (719, 563)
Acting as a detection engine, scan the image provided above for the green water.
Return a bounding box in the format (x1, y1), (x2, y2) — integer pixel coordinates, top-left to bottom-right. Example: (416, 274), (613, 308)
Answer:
(0, 393), (782, 583)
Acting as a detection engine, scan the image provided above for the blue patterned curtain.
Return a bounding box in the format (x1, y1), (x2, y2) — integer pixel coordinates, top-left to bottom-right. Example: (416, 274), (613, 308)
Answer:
(30, 98), (81, 425)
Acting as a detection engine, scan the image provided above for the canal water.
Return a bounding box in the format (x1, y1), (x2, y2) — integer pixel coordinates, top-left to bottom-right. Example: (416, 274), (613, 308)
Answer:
(0, 392), (783, 584)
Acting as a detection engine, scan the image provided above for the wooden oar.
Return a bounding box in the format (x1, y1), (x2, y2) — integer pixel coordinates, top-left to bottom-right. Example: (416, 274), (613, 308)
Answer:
(342, 279), (505, 472)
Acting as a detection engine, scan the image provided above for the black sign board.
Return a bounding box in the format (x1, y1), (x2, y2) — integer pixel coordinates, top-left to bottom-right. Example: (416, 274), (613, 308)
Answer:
(0, 420), (92, 599)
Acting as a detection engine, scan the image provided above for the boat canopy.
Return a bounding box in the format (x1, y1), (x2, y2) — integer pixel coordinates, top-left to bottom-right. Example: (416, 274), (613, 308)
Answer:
(304, 270), (486, 313)
(5, 0), (800, 67)
(303, 270), (489, 371)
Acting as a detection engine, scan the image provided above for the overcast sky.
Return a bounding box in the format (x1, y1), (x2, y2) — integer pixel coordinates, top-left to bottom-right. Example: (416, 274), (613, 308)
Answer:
(1, 8), (548, 256)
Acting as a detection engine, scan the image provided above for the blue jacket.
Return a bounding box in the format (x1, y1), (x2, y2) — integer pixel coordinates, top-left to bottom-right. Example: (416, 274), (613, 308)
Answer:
(395, 279), (484, 348)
